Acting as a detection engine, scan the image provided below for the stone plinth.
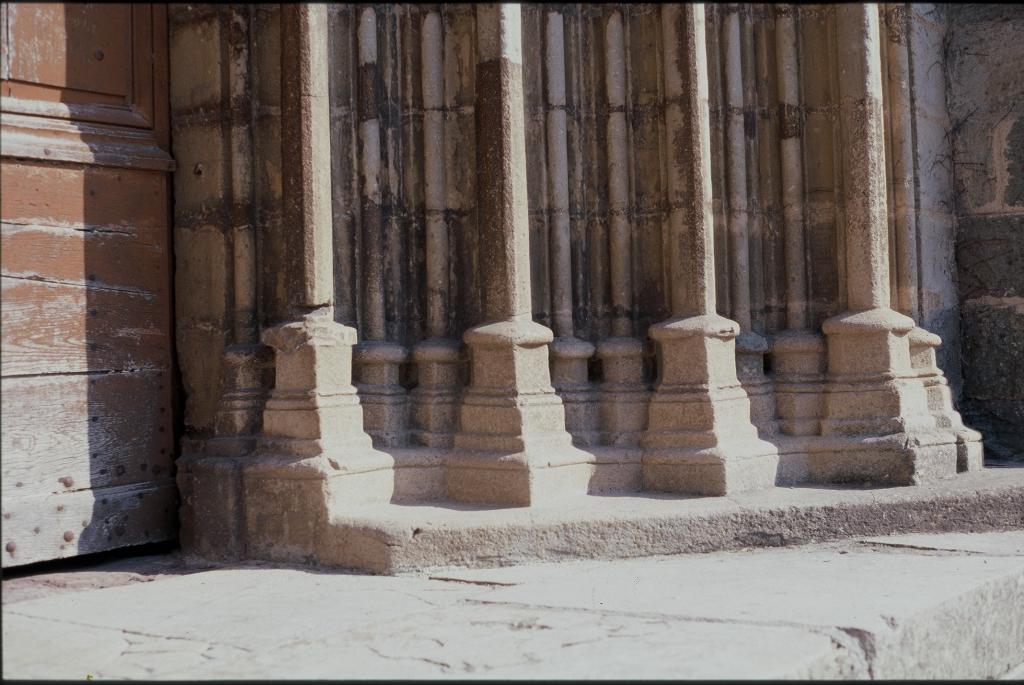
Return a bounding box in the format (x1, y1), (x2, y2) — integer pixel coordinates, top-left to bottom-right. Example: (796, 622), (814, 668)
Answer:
(410, 338), (463, 448)
(818, 308), (957, 484)
(736, 330), (777, 437)
(642, 314), (778, 496)
(771, 331), (826, 437)
(550, 337), (599, 447)
(908, 327), (984, 472)
(446, 319), (592, 507)
(354, 340), (410, 448)
(595, 337), (649, 447)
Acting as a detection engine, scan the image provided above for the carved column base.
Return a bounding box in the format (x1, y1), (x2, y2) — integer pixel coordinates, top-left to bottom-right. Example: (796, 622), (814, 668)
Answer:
(595, 337), (649, 446)
(410, 338), (463, 448)
(909, 327), (984, 472)
(551, 337), (599, 447)
(241, 313), (393, 561)
(819, 308), (957, 484)
(807, 433), (958, 486)
(736, 330), (777, 437)
(642, 315), (778, 496)
(354, 341), (410, 448)
(446, 319), (592, 507)
(771, 331), (826, 437)
(211, 343), (274, 455)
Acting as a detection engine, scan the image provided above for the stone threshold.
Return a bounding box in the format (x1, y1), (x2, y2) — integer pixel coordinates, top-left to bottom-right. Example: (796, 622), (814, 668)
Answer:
(319, 466), (1024, 574)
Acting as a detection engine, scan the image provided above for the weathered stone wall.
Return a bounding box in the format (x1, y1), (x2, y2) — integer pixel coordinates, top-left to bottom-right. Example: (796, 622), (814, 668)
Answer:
(946, 4), (1024, 459)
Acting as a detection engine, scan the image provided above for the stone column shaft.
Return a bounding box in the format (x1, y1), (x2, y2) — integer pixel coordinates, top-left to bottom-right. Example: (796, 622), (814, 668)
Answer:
(352, 7), (410, 448)
(546, 10), (598, 447)
(725, 6), (775, 437)
(883, 4), (982, 471)
(816, 4), (955, 485)
(724, 7), (752, 332)
(411, 10), (462, 448)
(771, 4), (826, 439)
(215, 6), (271, 449)
(596, 9), (648, 447)
(281, 3), (334, 314)
(447, 4), (589, 506)
(247, 4), (388, 562)
(642, 3), (777, 497)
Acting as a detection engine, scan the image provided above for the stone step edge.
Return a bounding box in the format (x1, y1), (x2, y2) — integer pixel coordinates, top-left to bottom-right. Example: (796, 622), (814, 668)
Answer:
(318, 468), (1024, 574)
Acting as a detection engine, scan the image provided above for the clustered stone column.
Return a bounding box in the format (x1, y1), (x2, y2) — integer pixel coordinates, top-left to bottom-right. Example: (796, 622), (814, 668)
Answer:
(595, 10), (649, 448)
(352, 7), (410, 449)
(243, 4), (389, 561)
(445, 3), (591, 506)
(409, 10), (463, 449)
(880, 4), (982, 473)
(169, 2), (992, 571)
(641, 4), (778, 496)
(770, 3), (827, 442)
(545, 9), (600, 448)
(814, 4), (956, 484)
(722, 6), (775, 438)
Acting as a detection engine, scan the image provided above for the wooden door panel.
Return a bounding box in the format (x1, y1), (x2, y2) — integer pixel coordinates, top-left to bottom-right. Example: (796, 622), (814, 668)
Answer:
(1, 3), (176, 567)
(1, 222), (168, 294)
(1, 277), (169, 376)
(1, 161), (167, 232)
(2, 372), (174, 497)
(1, 3), (158, 128)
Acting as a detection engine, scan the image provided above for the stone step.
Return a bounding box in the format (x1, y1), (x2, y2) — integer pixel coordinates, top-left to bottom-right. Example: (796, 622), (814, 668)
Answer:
(4, 531), (1023, 679)
(320, 466), (1024, 574)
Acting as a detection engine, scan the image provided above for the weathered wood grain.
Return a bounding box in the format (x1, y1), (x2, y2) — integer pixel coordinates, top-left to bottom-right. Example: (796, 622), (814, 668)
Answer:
(1, 277), (169, 376)
(1, 480), (178, 568)
(1, 371), (174, 499)
(1, 221), (166, 294)
(0, 160), (166, 232)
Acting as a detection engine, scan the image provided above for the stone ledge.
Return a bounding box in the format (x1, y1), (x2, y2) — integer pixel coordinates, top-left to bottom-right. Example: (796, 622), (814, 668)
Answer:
(321, 466), (1024, 573)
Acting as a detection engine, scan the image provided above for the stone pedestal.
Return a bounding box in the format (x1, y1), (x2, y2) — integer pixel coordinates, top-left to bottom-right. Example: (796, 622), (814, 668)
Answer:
(354, 341), (410, 448)
(243, 313), (392, 561)
(211, 343), (274, 455)
(771, 331), (826, 437)
(642, 315), (778, 496)
(446, 319), (591, 506)
(736, 330), (777, 437)
(817, 308), (957, 484)
(410, 338), (463, 448)
(596, 337), (649, 446)
(551, 337), (599, 447)
(909, 327), (984, 472)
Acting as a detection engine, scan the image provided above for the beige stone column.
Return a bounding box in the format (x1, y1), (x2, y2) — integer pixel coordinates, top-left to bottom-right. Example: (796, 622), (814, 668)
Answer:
(245, 5), (388, 561)
(882, 5), (982, 472)
(723, 5), (775, 437)
(446, 3), (590, 506)
(642, 3), (777, 496)
(410, 10), (463, 448)
(214, 6), (272, 454)
(815, 4), (955, 484)
(595, 10), (649, 447)
(545, 10), (599, 447)
(352, 7), (410, 448)
(769, 4), (827, 439)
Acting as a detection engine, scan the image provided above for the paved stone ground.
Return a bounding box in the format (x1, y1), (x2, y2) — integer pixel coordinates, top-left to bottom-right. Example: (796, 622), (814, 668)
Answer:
(3, 531), (1023, 680)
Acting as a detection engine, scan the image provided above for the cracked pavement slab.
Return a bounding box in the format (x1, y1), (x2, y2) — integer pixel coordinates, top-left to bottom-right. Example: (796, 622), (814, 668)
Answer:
(3, 531), (1023, 679)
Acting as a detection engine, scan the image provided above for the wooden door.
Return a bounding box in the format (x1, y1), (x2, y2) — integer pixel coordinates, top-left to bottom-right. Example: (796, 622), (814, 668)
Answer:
(1, 3), (177, 567)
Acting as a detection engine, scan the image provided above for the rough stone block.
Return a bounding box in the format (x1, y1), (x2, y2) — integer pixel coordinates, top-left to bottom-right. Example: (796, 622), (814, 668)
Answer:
(961, 302), (1024, 403)
(169, 16), (223, 110)
(956, 214), (1024, 299)
(176, 455), (243, 561)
